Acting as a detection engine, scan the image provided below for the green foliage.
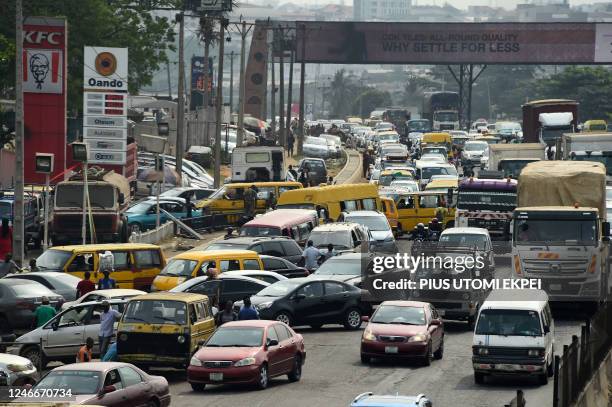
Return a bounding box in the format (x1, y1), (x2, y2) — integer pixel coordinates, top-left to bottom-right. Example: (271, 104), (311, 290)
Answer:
(533, 66), (612, 121)
(352, 89), (392, 118)
(0, 0), (178, 112)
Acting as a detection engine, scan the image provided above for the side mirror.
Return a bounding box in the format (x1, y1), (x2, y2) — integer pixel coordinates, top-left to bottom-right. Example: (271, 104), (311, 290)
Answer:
(197, 340), (205, 347)
(118, 193), (125, 205)
(603, 222), (610, 239)
(544, 325), (550, 334)
(294, 293), (306, 301)
(431, 319), (442, 326)
(266, 338), (279, 347)
(361, 315), (369, 322)
(354, 240), (362, 247)
(52, 321), (59, 331)
(100, 385), (116, 396)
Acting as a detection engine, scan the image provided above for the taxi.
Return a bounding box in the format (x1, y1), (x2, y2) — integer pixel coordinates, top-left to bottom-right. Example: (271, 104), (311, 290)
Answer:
(151, 250), (264, 291)
(393, 191), (456, 234)
(377, 169), (415, 188)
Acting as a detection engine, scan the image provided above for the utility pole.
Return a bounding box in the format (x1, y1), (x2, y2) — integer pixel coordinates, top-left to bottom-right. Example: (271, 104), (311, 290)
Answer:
(229, 50), (234, 112)
(285, 44), (294, 142)
(298, 24), (306, 156)
(237, 21), (251, 147)
(166, 60), (172, 99)
(214, 20), (226, 188)
(279, 27), (285, 147)
(13, 0), (24, 265)
(270, 30), (276, 139)
(176, 12), (185, 176)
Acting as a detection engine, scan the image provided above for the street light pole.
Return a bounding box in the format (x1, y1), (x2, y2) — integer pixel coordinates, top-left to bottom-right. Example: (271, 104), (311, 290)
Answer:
(43, 174), (50, 250)
(237, 21), (247, 147)
(298, 24), (306, 156)
(13, 0), (25, 265)
(81, 163), (88, 245)
(176, 12), (185, 176)
(214, 20), (226, 188)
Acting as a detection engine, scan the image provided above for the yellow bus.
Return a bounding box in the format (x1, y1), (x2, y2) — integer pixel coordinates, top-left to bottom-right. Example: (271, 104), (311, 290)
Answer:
(35, 243), (166, 291)
(277, 183), (381, 222)
(393, 191), (456, 233)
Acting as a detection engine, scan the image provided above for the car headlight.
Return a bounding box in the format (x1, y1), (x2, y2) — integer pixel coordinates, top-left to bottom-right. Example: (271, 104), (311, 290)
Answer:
(408, 334), (427, 342)
(528, 349), (543, 357)
(234, 357), (256, 367)
(190, 356), (203, 366)
(383, 236), (394, 242)
(177, 335), (186, 344)
(256, 302), (273, 310)
(362, 329), (377, 341)
(476, 347), (489, 355)
(7, 364), (29, 372)
(119, 333), (128, 342)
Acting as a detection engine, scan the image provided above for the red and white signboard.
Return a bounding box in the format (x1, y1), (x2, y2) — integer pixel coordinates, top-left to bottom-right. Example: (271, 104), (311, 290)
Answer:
(23, 16), (67, 184)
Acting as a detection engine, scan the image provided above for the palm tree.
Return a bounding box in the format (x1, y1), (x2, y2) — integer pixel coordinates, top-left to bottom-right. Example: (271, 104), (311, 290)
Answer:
(327, 69), (357, 119)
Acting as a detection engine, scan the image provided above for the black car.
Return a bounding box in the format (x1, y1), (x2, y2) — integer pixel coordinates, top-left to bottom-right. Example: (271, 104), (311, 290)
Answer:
(170, 274), (269, 305)
(206, 236), (304, 265)
(260, 255), (309, 278)
(239, 278), (372, 330)
(298, 158), (328, 186)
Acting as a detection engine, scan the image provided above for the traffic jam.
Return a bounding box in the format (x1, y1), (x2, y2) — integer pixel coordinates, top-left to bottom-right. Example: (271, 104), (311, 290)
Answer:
(2, 105), (611, 406)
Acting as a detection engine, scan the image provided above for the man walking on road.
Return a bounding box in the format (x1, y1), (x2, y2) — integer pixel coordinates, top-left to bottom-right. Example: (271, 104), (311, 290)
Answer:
(34, 296), (56, 328)
(99, 301), (121, 358)
(238, 297), (259, 320)
(302, 240), (323, 273)
(77, 271), (96, 298)
(243, 185), (257, 218)
(362, 150), (370, 178)
(287, 131), (295, 157)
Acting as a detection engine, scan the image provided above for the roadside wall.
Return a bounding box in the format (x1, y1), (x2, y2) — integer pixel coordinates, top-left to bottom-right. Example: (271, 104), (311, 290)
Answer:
(129, 221), (175, 244)
(572, 348), (612, 407)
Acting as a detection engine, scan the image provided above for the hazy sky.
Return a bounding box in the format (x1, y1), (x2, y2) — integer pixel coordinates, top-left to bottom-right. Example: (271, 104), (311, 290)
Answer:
(261, 0), (603, 10)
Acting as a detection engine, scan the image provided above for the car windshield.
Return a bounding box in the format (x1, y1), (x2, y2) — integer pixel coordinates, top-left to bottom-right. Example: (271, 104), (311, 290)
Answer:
(379, 174), (412, 186)
(257, 280), (301, 297)
(434, 111), (458, 122)
(55, 184), (115, 209)
(464, 143), (487, 151)
(390, 181), (418, 191)
(306, 137), (327, 146)
(206, 242), (250, 250)
(424, 148), (446, 155)
(476, 309), (542, 336)
(126, 201), (152, 213)
(422, 167), (457, 179)
(308, 231), (352, 249)
(206, 327), (264, 347)
(0, 201), (11, 219)
(315, 258), (361, 275)
(439, 234), (488, 250)
(240, 226), (282, 237)
(408, 120), (430, 131)
(35, 370), (100, 395)
(160, 259), (198, 277)
(123, 299), (187, 325)
(345, 216), (389, 232)
(514, 219), (597, 246)
(371, 305), (426, 325)
(36, 249), (72, 270)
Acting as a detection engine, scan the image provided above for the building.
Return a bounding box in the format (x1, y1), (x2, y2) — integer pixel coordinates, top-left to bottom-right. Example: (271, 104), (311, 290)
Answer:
(354, 0), (413, 21)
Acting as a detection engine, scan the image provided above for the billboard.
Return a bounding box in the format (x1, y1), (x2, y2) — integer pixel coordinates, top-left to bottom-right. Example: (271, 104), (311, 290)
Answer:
(191, 56), (213, 92)
(83, 47), (128, 91)
(296, 22), (612, 64)
(23, 16), (68, 184)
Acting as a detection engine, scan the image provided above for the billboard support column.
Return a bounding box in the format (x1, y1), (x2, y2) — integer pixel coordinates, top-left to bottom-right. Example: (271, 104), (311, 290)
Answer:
(297, 24), (306, 156)
(176, 12), (185, 177)
(214, 20), (226, 188)
(285, 46), (294, 144)
(279, 29), (285, 148)
(13, 0), (24, 265)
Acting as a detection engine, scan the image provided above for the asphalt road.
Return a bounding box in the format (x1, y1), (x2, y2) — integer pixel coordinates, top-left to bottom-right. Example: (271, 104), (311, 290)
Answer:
(158, 238), (585, 407)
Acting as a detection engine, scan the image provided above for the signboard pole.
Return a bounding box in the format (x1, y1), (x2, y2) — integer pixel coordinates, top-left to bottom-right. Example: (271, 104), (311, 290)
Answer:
(43, 173), (50, 250)
(13, 0), (24, 265)
(237, 21), (248, 147)
(81, 163), (88, 245)
(176, 12), (186, 177)
(298, 24), (306, 156)
(214, 21), (226, 188)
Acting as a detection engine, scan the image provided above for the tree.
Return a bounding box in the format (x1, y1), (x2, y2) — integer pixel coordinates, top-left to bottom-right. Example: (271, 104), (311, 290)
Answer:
(0, 0), (178, 113)
(352, 88), (392, 118)
(326, 69), (360, 119)
(533, 66), (612, 121)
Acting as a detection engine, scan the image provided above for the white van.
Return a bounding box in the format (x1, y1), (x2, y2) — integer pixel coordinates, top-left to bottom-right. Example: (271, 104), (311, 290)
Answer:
(231, 146), (284, 182)
(472, 289), (554, 385)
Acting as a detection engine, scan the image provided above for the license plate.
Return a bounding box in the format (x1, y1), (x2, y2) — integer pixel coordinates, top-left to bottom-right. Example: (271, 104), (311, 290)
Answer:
(385, 346), (398, 354)
(209, 373), (223, 381)
(549, 284), (562, 291)
(438, 310), (445, 317)
(498, 364), (516, 371)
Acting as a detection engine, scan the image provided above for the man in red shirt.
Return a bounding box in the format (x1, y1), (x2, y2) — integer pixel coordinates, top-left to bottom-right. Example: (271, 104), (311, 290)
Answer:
(76, 271), (96, 299)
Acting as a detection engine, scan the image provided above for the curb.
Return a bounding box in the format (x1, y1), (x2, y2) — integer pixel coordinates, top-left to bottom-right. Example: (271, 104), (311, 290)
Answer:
(335, 148), (364, 184)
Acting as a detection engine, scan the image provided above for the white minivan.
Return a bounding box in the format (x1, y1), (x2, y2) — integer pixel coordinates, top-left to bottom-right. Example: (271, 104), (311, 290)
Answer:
(472, 289), (554, 385)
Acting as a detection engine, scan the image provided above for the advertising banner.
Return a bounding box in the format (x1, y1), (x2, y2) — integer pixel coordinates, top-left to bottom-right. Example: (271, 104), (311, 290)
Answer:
(296, 22), (612, 64)
(23, 16), (67, 184)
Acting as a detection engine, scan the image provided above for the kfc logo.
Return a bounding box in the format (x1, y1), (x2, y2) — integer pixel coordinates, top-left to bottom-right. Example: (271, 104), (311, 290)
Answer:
(24, 31), (62, 46)
(23, 49), (63, 94)
(29, 53), (50, 89)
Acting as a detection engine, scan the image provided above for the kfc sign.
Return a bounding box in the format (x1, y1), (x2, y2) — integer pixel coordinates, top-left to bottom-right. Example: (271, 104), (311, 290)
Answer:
(24, 31), (63, 46)
(23, 49), (63, 94)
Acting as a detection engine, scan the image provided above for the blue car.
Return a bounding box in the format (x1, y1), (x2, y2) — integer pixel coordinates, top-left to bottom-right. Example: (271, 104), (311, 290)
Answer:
(351, 393), (432, 407)
(125, 197), (198, 233)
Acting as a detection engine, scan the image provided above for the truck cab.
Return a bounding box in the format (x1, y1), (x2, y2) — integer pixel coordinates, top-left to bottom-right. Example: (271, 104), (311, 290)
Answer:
(231, 146), (284, 182)
(538, 112), (575, 147)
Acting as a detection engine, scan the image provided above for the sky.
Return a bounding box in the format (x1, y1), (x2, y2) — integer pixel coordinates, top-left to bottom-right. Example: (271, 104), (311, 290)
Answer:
(250, 0), (603, 10)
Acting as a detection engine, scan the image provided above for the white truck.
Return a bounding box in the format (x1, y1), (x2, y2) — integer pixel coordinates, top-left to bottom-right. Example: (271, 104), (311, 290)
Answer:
(485, 143), (545, 178)
(562, 132), (612, 183)
(231, 146), (285, 182)
(512, 161), (610, 304)
(538, 112), (575, 147)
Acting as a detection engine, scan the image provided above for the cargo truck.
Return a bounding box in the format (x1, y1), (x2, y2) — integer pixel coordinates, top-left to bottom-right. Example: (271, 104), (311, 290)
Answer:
(512, 161), (610, 303)
(485, 143), (545, 178)
(422, 92), (460, 131)
(562, 132), (612, 183)
(521, 99), (578, 145)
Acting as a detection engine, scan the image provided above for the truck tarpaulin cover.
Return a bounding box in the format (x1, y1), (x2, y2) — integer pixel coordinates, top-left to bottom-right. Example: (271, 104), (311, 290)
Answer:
(295, 22), (612, 64)
(518, 161), (606, 216)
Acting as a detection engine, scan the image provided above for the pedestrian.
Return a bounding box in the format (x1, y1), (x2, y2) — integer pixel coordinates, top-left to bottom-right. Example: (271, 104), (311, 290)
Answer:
(0, 218), (12, 261)
(216, 300), (237, 326)
(362, 150), (370, 178)
(286, 164), (298, 182)
(238, 297), (259, 320)
(435, 198), (449, 223)
(224, 227), (234, 240)
(327, 176), (334, 185)
(287, 132), (295, 157)
(76, 337), (94, 363)
(97, 270), (116, 290)
(77, 271), (96, 298)
(323, 243), (335, 262)
(28, 259), (38, 272)
(99, 301), (121, 357)
(243, 185), (257, 218)
(101, 341), (118, 362)
(34, 296), (56, 328)
(0, 253), (18, 278)
(302, 240), (323, 273)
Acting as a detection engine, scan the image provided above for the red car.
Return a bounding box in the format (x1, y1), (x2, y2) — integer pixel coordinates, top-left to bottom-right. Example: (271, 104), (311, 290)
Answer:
(360, 300), (444, 366)
(23, 362), (170, 406)
(188, 320), (306, 390)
